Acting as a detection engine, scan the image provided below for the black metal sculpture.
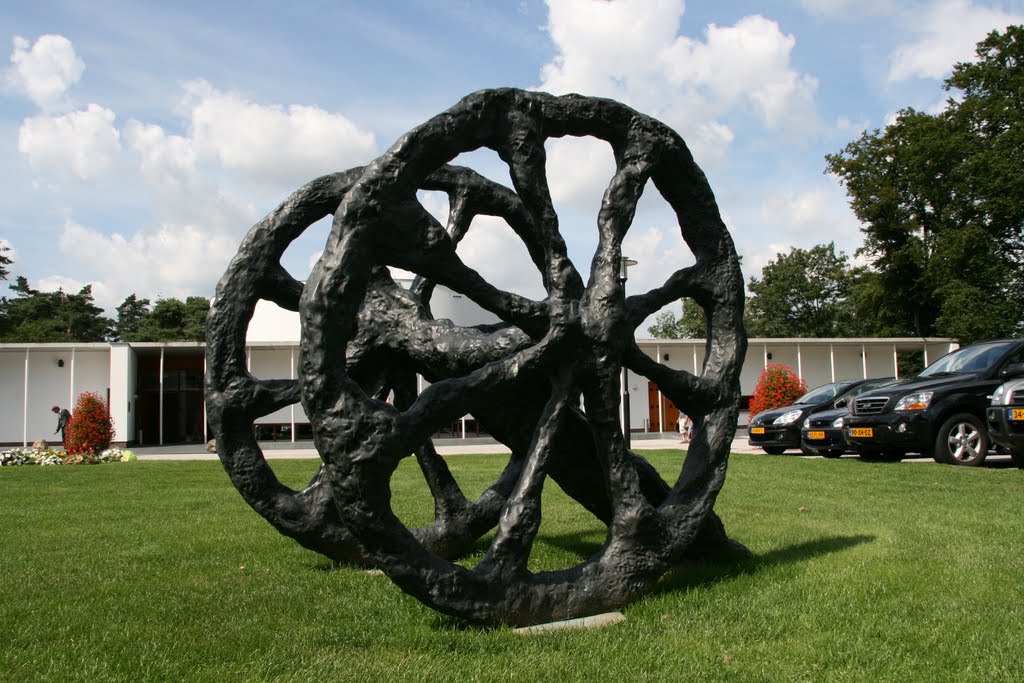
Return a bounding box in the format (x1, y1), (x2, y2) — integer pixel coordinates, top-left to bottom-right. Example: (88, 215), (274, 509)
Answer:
(207, 88), (747, 626)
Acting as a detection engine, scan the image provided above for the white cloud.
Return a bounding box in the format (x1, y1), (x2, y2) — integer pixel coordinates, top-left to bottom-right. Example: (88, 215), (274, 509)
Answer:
(888, 0), (1024, 82)
(540, 2), (818, 132)
(36, 273), (85, 294)
(544, 137), (615, 212)
(57, 219), (239, 311)
(0, 238), (16, 263)
(798, 0), (895, 17)
(123, 120), (197, 187)
(740, 181), (863, 283)
(17, 104), (123, 181)
(450, 215), (545, 299)
(621, 223), (696, 290)
(6, 34), (84, 110)
(10, 38), (378, 308)
(659, 15), (819, 129)
(181, 80), (377, 189)
(537, 1), (819, 206)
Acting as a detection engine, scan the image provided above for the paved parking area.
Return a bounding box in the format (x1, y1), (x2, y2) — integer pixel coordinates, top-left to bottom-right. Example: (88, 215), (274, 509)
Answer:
(133, 435), (1017, 467)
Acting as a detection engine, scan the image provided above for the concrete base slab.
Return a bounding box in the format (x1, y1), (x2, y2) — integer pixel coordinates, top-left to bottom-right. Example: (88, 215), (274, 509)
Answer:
(513, 611), (625, 634)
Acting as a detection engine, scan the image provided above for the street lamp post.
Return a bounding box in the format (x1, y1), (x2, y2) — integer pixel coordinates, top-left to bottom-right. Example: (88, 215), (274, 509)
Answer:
(619, 257), (637, 449)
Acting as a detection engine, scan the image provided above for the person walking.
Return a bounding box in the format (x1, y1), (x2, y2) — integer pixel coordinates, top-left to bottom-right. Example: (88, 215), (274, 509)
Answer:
(52, 405), (71, 446)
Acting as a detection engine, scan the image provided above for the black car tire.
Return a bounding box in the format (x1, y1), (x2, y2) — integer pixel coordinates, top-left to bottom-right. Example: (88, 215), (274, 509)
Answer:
(859, 450), (903, 463)
(821, 449), (844, 459)
(762, 446), (786, 455)
(1010, 449), (1024, 469)
(799, 443), (816, 456)
(933, 413), (988, 466)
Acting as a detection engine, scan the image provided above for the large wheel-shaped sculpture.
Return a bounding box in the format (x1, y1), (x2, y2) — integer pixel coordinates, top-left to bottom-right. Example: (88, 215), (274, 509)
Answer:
(300, 89), (747, 626)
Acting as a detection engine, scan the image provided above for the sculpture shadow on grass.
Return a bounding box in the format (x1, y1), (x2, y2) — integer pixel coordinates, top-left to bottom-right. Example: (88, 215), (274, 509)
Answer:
(653, 534), (876, 595)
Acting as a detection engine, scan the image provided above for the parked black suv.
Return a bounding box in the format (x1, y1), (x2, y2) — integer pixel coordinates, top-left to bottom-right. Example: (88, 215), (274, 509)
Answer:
(844, 339), (1024, 465)
(747, 378), (888, 455)
(985, 377), (1024, 469)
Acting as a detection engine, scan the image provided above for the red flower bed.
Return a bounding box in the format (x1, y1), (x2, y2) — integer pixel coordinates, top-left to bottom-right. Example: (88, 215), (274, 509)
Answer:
(749, 364), (808, 419)
(65, 391), (115, 457)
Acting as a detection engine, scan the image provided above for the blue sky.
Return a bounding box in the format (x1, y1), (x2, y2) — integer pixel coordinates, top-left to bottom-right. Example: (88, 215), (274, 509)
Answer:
(2, 0), (1023, 328)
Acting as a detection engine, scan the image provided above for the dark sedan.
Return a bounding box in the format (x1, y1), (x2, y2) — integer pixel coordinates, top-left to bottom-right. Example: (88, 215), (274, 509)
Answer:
(800, 378), (897, 457)
(748, 378), (891, 455)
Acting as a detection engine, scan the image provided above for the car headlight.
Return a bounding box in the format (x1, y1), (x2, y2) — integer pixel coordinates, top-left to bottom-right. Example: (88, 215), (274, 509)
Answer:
(894, 391), (933, 411)
(991, 384), (1007, 405)
(832, 415), (844, 428)
(802, 417), (811, 429)
(773, 409), (803, 425)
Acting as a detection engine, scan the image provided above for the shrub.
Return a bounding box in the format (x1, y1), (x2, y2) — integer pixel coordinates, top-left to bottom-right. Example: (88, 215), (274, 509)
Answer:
(749, 364), (808, 418)
(65, 392), (115, 456)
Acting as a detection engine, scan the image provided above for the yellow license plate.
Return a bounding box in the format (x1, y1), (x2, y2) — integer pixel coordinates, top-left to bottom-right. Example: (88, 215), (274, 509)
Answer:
(750, 427), (765, 435)
(808, 431), (826, 440)
(1011, 409), (1024, 421)
(849, 427), (873, 438)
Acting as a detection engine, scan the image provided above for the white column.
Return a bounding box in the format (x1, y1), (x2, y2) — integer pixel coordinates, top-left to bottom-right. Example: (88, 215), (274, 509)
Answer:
(692, 345), (698, 374)
(289, 347), (296, 443)
(159, 347), (165, 446)
(924, 343), (930, 367)
(657, 344), (664, 433)
(69, 348), (76, 409)
(797, 343), (803, 379)
(861, 343), (868, 378)
(22, 349), (30, 447)
(829, 344), (836, 381)
(763, 344), (769, 368)
(893, 344), (899, 379)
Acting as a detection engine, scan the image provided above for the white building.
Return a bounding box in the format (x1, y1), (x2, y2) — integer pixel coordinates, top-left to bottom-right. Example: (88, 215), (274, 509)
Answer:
(0, 291), (958, 446)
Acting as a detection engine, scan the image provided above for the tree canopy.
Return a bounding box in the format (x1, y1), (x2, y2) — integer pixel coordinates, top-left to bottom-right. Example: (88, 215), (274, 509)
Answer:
(827, 25), (1024, 343)
(745, 243), (853, 338)
(123, 296), (210, 342)
(0, 278), (112, 343)
(0, 251), (210, 343)
(647, 298), (708, 339)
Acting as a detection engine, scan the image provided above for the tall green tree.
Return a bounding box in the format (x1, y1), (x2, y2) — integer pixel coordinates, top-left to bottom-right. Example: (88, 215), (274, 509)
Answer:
(745, 243), (853, 337)
(0, 279), (112, 342)
(827, 25), (1024, 342)
(114, 294), (151, 341)
(0, 244), (10, 281)
(129, 296), (209, 341)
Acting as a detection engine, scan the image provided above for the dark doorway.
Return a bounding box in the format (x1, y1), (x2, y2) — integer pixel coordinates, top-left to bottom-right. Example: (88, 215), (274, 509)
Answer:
(136, 350), (206, 444)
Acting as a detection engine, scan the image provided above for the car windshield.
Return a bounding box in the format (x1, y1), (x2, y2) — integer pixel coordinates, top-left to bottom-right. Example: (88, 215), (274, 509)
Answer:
(850, 378), (894, 396)
(918, 341), (1016, 377)
(795, 381), (853, 404)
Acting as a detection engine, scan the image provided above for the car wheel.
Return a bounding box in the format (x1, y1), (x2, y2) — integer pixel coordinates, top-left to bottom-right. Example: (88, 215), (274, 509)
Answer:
(821, 449), (844, 459)
(933, 413), (988, 466)
(1010, 449), (1024, 469)
(762, 446), (786, 455)
(799, 443), (817, 456)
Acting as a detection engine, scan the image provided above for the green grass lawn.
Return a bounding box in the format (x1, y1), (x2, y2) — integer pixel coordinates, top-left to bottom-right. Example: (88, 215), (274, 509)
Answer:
(1, 452), (1022, 682)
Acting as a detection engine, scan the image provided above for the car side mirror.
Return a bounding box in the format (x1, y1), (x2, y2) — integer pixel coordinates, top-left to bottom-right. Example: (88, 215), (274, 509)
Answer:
(835, 398), (848, 409)
(1000, 362), (1024, 379)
